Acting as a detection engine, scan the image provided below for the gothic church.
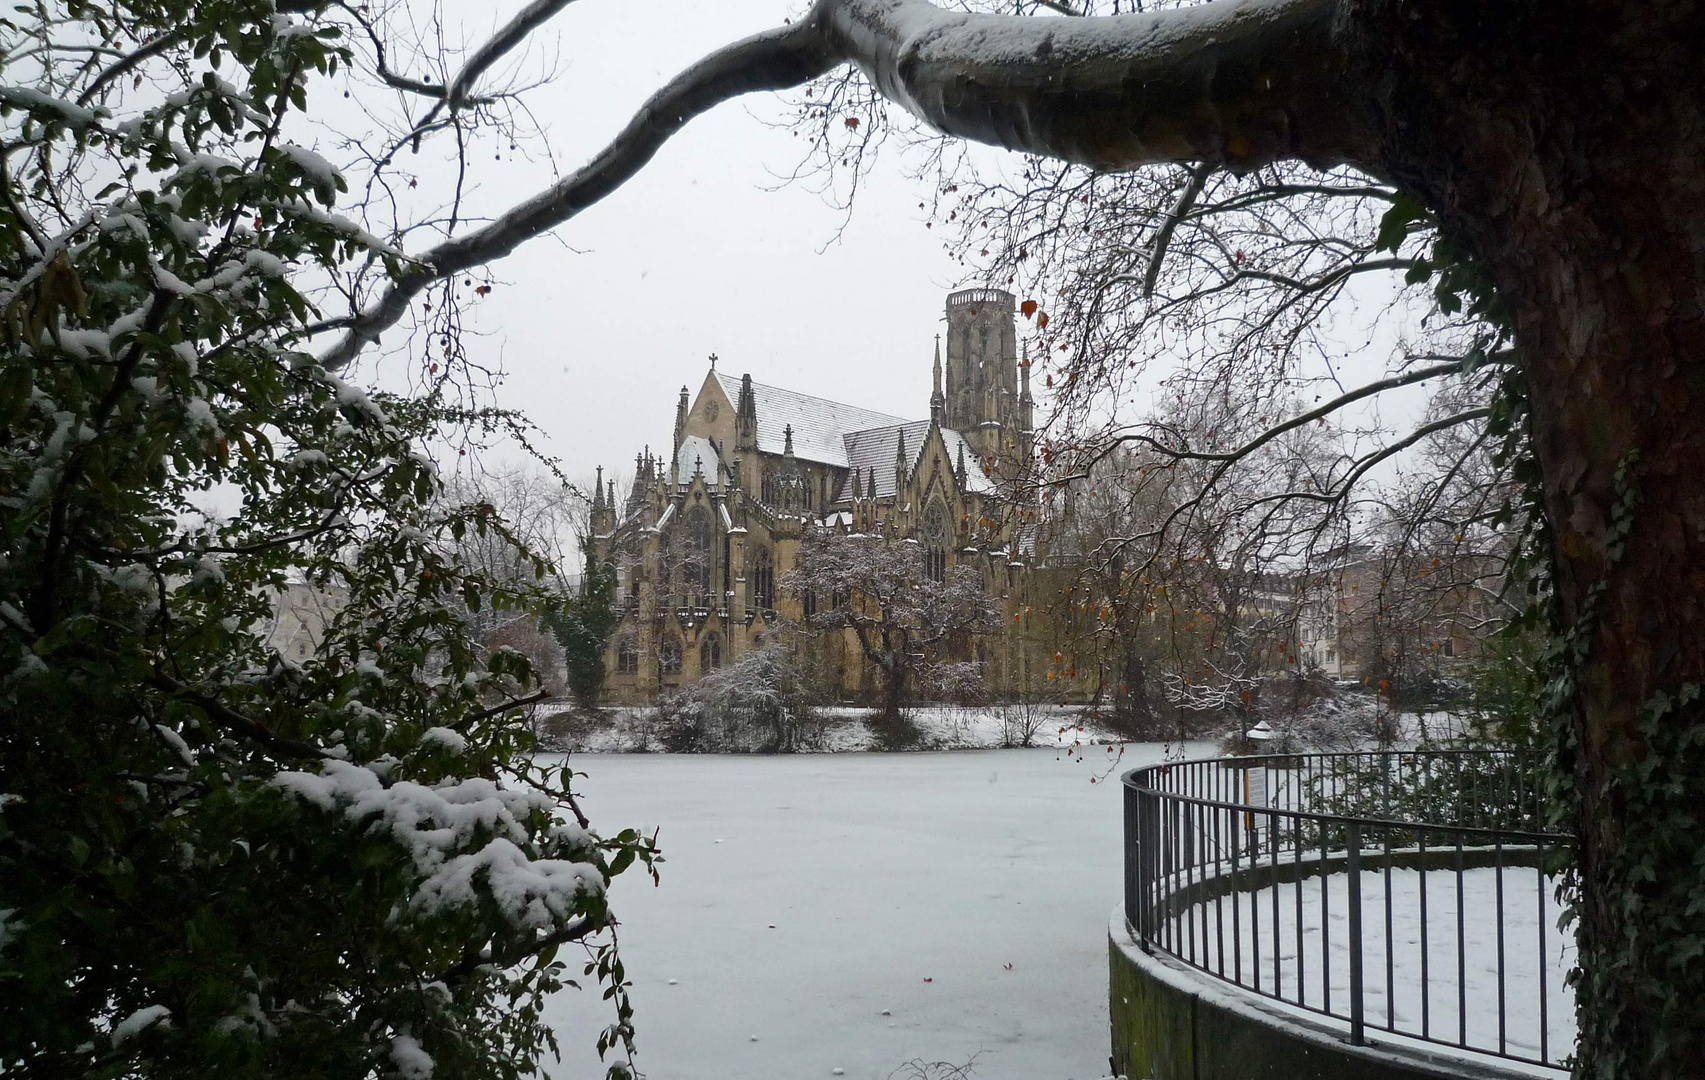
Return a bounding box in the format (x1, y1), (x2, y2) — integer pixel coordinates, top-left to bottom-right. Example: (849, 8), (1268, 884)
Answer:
(588, 288), (1055, 701)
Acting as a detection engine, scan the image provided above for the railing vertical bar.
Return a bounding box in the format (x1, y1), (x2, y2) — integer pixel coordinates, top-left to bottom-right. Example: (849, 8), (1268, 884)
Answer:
(1185, 799), (1197, 965)
(1384, 824), (1395, 1031)
(1165, 798), (1177, 954)
(1538, 836), (1550, 1064)
(1231, 806), (1244, 987)
(1215, 800), (1226, 979)
(1321, 828), (1331, 1013)
(1420, 830), (1430, 1040)
(1457, 832), (1467, 1048)
(1495, 834), (1507, 1055)
(1347, 820), (1365, 1046)
(1271, 807), (1282, 1002)
(1247, 797), (1260, 995)
(1294, 809), (1306, 1007)
(1124, 779), (1137, 940)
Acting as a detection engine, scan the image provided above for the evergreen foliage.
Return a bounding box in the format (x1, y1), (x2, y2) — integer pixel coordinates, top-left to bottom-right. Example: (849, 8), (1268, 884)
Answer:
(0, 4), (653, 1076)
(543, 540), (618, 712)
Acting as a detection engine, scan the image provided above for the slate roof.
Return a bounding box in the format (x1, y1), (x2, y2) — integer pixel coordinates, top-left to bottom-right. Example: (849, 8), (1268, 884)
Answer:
(712, 371), (904, 469)
(671, 434), (721, 486)
(839, 421), (996, 499)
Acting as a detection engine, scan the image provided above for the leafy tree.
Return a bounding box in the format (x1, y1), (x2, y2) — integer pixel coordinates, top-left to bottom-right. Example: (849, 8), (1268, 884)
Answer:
(0, 2), (655, 1076)
(785, 529), (998, 723)
(543, 538), (618, 712)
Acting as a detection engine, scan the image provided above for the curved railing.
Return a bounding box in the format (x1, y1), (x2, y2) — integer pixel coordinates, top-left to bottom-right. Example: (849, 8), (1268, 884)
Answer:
(1122, 750), (1574, 1071)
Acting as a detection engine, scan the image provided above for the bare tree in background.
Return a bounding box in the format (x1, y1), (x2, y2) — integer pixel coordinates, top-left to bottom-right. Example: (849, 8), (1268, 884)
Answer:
(785, 529), (998, 725)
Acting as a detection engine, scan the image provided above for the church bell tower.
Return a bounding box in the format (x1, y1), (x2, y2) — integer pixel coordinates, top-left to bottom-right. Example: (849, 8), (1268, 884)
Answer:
(943, 288), (1019, 469)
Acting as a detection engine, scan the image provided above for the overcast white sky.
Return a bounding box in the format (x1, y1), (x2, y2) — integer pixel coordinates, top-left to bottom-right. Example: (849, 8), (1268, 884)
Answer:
(324, 0), (1431, 508)
(378, 0), (994, 489)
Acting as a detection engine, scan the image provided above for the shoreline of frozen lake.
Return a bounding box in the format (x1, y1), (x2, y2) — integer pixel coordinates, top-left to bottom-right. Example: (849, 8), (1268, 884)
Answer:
(539, 744), (1214, 1080)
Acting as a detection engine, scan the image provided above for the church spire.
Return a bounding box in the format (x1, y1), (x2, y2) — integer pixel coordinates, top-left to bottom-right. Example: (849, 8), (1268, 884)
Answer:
(930, 335), (945, 424)
(673, 384), (689, 451)
(895, 429), (908, 491)
(590, 465), (614, 534)
(956, 440), (968, 490)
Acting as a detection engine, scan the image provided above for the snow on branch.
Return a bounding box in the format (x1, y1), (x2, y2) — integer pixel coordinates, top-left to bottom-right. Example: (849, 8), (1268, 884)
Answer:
(821, 0), (1365, 172)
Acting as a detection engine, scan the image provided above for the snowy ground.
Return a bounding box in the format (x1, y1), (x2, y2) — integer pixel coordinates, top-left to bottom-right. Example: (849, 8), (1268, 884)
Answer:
(541, 704), (1132, 754)
(1167, 866), (1575, 1067)
(539, 743), (1214, 1080)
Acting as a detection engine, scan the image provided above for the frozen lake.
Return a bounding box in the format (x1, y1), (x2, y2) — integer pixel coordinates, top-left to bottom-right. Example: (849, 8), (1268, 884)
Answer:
(539, 744), (1212, 1080)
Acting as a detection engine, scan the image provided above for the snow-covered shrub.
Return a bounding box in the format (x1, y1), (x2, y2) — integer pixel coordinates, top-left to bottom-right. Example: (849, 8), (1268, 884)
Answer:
(1216, 670), (1384, 753)
(654, 645), (821, 753)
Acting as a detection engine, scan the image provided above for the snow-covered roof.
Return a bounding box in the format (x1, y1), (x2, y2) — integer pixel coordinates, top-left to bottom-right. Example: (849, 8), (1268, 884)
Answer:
(838, 421), (997, 499)
(672, 434), (720, 486)
(713, 371), (904, 469)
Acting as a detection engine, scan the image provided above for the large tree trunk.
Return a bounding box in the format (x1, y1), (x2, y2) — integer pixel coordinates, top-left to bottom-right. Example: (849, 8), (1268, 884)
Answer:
(880, 657), (906, 723)
(1344, 3), (1705, 1072)
(828, 3), (1705, 1067)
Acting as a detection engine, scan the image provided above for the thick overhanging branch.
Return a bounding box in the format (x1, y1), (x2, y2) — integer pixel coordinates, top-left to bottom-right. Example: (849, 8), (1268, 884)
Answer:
(318, 19), (839, 369)
(821, 0), (1365, 173)
(320, 0), (1361, 370)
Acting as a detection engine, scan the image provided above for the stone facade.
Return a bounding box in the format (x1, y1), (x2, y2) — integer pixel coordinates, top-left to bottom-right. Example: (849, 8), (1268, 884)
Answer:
(590, 288), (1073, 703)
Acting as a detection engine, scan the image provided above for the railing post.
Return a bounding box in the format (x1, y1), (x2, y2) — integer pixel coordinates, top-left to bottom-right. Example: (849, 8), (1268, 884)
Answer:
(1124, 777), (1140, 944)
(1346, 820), (1365, 1046)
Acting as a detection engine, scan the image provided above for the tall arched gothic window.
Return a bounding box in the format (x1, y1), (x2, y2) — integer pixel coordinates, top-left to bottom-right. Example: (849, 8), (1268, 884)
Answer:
(700, 635), (721, 672)
(752, 548), (774, 612)
(683, 507), (712, 607)
(616, 638), (639, 674)
(924, 502), (949, 583)
(660, 639), (682, 675)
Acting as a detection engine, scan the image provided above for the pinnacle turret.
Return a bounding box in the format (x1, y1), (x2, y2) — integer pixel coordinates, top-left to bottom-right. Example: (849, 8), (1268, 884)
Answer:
(673, 384), (689, 451)
(930, 335), (945, 424)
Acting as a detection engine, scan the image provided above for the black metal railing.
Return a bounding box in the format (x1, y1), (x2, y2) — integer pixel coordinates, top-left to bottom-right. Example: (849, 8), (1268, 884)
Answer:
(1122, 750), (1574, 1070)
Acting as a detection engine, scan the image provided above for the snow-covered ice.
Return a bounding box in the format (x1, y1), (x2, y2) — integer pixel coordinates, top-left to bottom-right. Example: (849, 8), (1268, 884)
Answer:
(541, 744), (1211, 1080)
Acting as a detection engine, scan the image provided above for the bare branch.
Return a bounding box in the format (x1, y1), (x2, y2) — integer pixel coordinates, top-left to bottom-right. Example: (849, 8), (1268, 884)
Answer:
(1144, 162), (1212, 298)
(447, 0), (580, 110)
(318, 18), (838, 369)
